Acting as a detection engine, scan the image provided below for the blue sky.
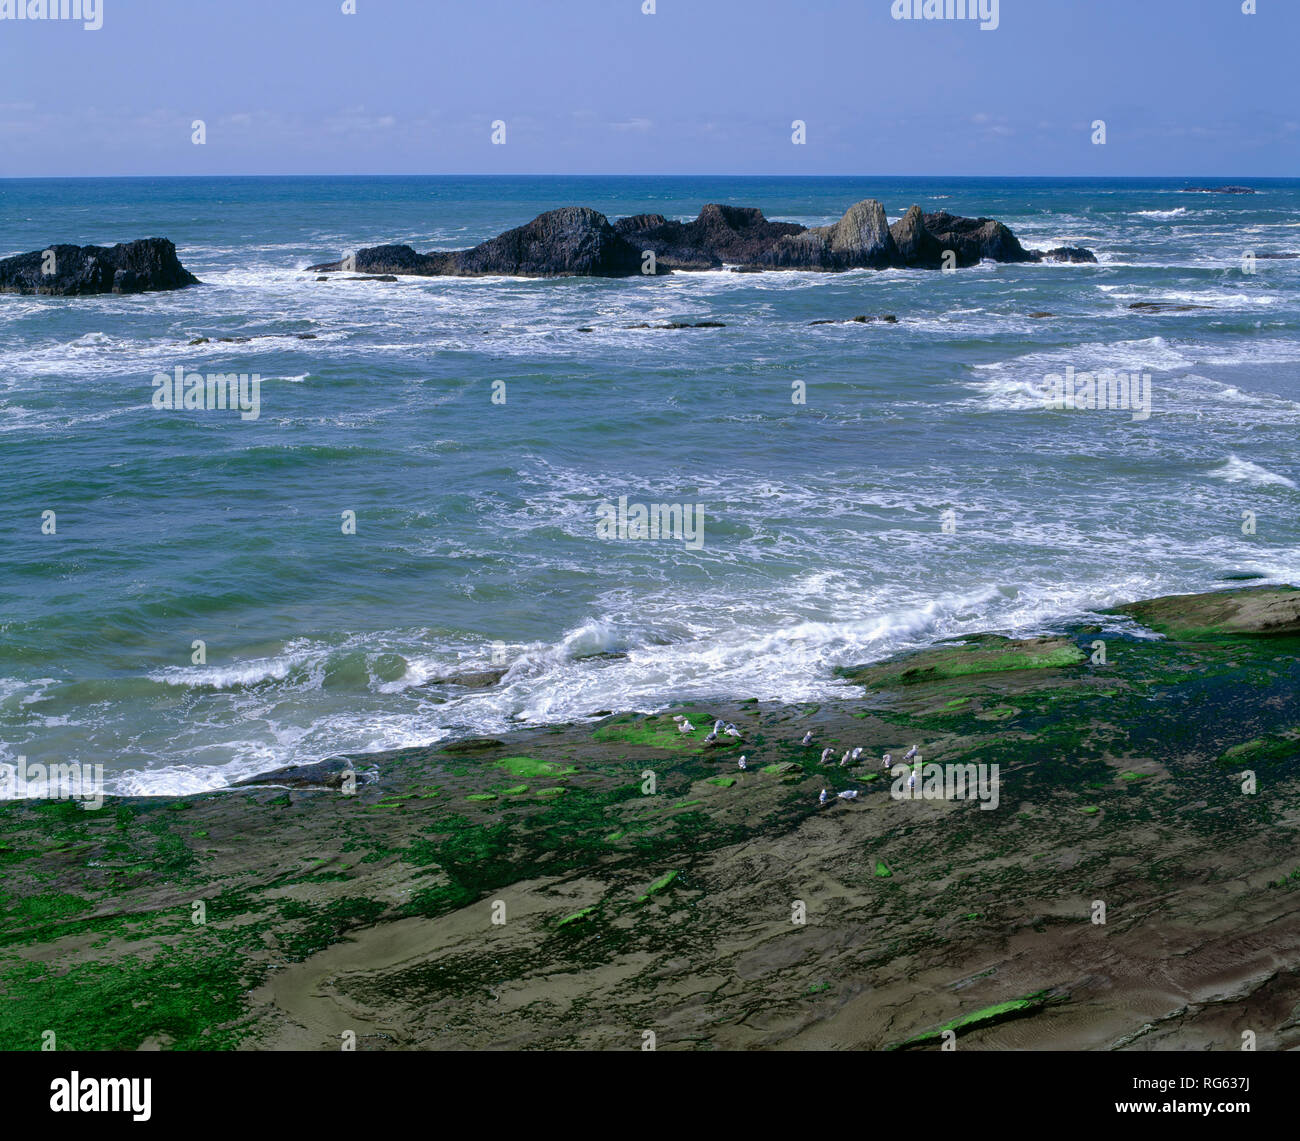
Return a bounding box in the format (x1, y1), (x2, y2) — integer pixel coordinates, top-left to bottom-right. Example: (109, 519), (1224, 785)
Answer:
(1, 0), (1295, 177)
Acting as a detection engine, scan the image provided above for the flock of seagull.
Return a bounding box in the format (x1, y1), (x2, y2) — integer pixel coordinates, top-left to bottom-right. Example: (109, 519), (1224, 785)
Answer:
(671, 716), (921, 806)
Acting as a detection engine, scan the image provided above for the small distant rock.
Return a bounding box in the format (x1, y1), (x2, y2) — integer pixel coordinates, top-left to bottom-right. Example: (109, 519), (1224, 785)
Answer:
(1129, 301), (1213, 313)
(1036, 246), (1098, 264)
(1029, 312), (1055, 318)
(1181, 185), (1255, 194)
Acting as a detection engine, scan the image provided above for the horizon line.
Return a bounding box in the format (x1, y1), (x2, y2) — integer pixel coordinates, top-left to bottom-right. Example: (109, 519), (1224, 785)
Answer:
(1, 172), (1295, 182)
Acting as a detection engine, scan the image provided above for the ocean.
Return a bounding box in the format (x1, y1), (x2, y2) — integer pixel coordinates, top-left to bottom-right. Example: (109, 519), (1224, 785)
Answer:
(2, 175), (1298, 796)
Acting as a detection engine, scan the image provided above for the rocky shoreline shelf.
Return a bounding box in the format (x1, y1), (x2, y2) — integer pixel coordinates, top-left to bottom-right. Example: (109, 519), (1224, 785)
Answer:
(3, 585), (1299, 1050)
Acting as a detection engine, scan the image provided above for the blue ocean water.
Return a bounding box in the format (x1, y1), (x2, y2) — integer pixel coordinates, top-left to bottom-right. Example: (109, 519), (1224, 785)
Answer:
(2, 175), (1298, 795)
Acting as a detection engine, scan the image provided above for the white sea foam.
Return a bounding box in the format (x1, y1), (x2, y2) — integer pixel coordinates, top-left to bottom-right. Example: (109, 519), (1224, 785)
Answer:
(1208, 455), (1297, 489)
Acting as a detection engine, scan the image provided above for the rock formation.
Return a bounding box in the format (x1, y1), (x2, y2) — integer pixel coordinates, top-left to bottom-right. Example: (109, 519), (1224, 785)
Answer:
(308, 200), (1097, 279)
(0, 238), (199, 296)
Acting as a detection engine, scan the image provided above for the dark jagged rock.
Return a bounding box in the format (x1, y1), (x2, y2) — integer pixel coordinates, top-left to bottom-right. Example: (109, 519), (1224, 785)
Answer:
(615, 203), (804, 270)
(309, 201), (1093, 280)
(890, 204), (949, 267)
(310, 208), (653, 279)
(1181, 185), (1255, 194)
(922, 211), (1035, 267)
(1029, 312), (1055, 318)
(0, 238), (199, 296)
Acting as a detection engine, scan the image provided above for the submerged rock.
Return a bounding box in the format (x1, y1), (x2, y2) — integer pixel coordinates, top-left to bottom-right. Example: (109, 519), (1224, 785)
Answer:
(424, 668), (508, 689)
(0, 238), (199, 296)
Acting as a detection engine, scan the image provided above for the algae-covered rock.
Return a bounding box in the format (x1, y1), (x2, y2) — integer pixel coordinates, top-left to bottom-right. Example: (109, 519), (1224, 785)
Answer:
(839, 635), (1085, 689)
(1114, 585), (1300, 640)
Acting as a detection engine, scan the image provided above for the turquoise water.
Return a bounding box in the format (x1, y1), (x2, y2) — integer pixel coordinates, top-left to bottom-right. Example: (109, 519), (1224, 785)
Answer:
(3, 175), (1299, 794)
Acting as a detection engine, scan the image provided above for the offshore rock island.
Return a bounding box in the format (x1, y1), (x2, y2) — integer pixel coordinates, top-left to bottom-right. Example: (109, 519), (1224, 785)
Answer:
(307, 199), (1097, 278)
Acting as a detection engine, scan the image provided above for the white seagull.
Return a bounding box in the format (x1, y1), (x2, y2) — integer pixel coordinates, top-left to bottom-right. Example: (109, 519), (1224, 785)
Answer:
(851, 747), (863, 761)
(724, 723), (741, 738)
(820, 748), (835, 765)
(738, 755), (747, 770)
(839, 751), (850, 766)
(819, 788), (829, 805)
(838, 790), (859, 801)
(679, 720), (694, 734)
(801, 731), (814, 746)
(904, 744), (919, 761)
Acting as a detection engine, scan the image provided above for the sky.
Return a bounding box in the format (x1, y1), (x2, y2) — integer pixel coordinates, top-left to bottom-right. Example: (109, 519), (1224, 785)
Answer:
(0, 0), (1296, 178)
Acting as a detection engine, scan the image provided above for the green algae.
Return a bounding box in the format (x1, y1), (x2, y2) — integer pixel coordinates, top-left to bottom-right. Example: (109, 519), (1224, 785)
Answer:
(556, 907), (597, 928)
(466, 793), (498, 802)
(496, 757), (577, 778)
(500, 785), (529, 796)
(886, 990), (1058, 1050)
(536, 787), (566, 797)
(706, 777), (736, 788)
(875, 861), (892, 878)
(636, 870), (679, 902)
(591, 714), (706, 752)
(841, 637), (1086, 689)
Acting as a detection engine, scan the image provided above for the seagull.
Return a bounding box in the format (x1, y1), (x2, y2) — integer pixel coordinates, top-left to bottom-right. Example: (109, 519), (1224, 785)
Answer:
(881, 753), (892, 771)
(904, 744), (919, 761)
(838, 790), (859, 801)
(679, 720), (694, 734)
(672, 714), (684, 723)
(839, 751), (850, 767)
(908, 769), (917, 791)
(724, 723), (741, 738)
(705, 719), (723, 742)
(801, 731), (814, 746)
(851, 747), (863, 762)
(819, 788), (829, 805)
(820, 748), (835, 765)
(738, 755), (747, 770)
